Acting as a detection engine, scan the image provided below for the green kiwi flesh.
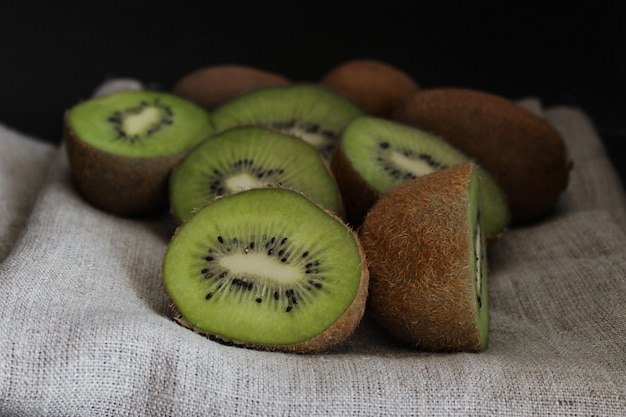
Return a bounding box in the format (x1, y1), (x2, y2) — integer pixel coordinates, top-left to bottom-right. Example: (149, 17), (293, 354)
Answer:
(162, 187), (368, 352)
(359, 163), (488, 352)
(210, 84), (364, 159)
(169, 126), (343, 222)
(67, 89), (214, 158)
(332, 116), (509, 239)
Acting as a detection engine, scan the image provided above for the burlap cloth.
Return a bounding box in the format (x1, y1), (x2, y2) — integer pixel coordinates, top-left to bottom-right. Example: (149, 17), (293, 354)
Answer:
(0, 80), (624, 416)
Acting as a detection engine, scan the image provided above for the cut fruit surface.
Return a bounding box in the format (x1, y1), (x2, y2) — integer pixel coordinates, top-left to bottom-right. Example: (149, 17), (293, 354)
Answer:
(162, 187), (368, 352)
(169, 126), (342, 222)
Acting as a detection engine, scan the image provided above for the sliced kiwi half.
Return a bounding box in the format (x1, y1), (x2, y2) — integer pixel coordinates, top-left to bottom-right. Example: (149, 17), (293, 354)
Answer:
(64, 89), (214, 216)
(169, 126), (343, 222)
(331, 116), (509, 240)
(162, 187), (369, 353)
(210, 84), (364, 160)
(359, 163), (489, 352)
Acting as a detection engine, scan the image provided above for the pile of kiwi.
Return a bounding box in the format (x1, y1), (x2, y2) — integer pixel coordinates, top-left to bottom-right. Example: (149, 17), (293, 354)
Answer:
(63, 59), (572, 353)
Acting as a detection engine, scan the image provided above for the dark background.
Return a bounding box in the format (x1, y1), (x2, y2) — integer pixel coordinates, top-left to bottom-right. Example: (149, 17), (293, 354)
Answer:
(2, 3), (624, 189)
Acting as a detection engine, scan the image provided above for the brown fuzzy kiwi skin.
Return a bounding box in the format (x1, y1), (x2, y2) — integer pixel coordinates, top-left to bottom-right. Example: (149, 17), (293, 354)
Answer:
(392, 87), (572, 224)
(162, 187), (370, 354)
(359, 163), (486, 352)
(320, 59), (420, 119)
(171, 64), (291, 113)
(64, 113), (190, 217)
(330, 139), (381, 229)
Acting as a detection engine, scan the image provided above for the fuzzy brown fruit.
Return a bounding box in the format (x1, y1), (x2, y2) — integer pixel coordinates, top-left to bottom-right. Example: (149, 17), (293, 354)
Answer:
(359, 163), (489, 352)
(320, 59), (420, 118)
(392, 87), (572, 224)
(171, 64), (291, 113)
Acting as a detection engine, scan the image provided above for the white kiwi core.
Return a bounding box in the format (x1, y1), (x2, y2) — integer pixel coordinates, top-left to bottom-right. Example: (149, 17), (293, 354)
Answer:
(122, 107), (162, 136)
(224, 173), (266, 192)
(388, 150), (438, 177)
(219, 253), (301, 284)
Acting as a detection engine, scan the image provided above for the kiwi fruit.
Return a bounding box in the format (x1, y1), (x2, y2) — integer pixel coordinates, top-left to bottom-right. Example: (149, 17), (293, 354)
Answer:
(331, 116), (509, 240)
(210, 84), (364, 160)
(162, 186), (369, 353)
(171, 64), (291, 113)
(392, 87), (572, 224)
(169, 126), (343, 223)
(359, 163), (488, 352)
(320, 59), (420, 118)
(64, 89), (214, 216)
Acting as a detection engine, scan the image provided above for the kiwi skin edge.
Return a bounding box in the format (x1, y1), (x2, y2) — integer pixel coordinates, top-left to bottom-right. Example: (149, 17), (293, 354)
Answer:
(63, 112), (188, 217)
(163, 187), (370, 354)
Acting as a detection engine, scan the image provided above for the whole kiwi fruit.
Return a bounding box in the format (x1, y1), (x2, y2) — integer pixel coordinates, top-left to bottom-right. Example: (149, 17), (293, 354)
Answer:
(359, 163), (489, 352)
(392, 87), (572, 224)
(171, 64), (291, 113)
(320, 59), (420, 118)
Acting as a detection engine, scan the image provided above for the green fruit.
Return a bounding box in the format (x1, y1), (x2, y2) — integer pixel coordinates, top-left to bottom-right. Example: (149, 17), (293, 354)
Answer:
(210, 84), (364, 160)
(162, 187), (369, 353)
(64, 89), (214, 216)
(169, 126), (343, 222)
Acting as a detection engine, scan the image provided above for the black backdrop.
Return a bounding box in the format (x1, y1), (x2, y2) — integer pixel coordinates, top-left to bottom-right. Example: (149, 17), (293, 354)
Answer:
(2, 3), (624, 186)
